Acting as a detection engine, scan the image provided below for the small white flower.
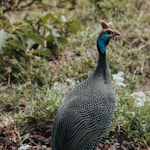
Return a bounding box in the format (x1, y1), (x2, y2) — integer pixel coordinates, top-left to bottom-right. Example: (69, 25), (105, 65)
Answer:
(115, 82), (126, 87)
(60, 15), (67, 22)
(18, 144), (31, 150)
(3, 117), (9, 127)
(112, 72), (126, 87)
(112, 72), (124, 82)
(66, 78), (76, 86)
(131, 112), (135, 116)
(53, 82), (66, 91)
(131, 91), (146, 107)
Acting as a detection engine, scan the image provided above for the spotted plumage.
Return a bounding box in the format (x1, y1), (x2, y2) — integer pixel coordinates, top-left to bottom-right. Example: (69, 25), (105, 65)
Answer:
(52, 20), (120, 150)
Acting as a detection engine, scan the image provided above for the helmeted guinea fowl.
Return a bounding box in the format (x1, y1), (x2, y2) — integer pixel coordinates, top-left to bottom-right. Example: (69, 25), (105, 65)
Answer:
(52, 20), (120, 150)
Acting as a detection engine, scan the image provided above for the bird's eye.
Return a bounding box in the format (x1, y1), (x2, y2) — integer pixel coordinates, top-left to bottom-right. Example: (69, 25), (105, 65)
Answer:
(106, 30), (112, 34)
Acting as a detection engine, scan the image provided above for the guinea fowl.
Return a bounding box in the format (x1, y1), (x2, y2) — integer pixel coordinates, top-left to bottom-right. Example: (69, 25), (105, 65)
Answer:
(52, 20), (120, 150)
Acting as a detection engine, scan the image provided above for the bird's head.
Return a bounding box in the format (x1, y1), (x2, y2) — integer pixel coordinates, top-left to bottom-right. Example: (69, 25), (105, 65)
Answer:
(97, 20), (120, 54)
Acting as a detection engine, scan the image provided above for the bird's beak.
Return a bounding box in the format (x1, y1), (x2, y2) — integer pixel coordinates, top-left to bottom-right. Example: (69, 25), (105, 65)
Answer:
(111, 30), (120, 38)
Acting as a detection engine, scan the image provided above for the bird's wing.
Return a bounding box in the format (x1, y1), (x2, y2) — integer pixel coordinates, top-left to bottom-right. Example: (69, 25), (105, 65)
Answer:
(63, 108), (106, 150)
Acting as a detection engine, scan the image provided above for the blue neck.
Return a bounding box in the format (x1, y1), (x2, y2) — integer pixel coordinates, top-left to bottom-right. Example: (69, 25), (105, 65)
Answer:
(93, 34), (110, 82)
(97, 34), (109, 54)
(97, 40), (106, 54)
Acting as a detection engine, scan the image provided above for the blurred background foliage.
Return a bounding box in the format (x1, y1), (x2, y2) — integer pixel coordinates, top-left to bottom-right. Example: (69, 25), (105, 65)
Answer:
(0, 0), (150, 146)
(0, 0), (83, 84)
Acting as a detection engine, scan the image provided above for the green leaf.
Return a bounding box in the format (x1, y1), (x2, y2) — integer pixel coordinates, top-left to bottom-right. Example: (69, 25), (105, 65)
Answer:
(60, 36), (68, 44)
(66, 20), (82, 34)
(9, 39), (26, 51)
(34, 48), (51, 57)
(0, 29), (9, 54)
(44, 24), (60, 38)
(54, 36), (68, 47)
(54, 37), (61, 47)
(41, 14), (56, 24)
(27, 33), (44, 46)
